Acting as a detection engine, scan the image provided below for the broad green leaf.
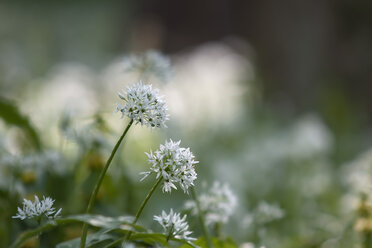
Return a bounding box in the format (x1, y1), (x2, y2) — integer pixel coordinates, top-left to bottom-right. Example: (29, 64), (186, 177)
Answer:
(130, 233), (168, 246)
(64, 215), (136, 230)
(131, 233), (198, 247)
(192, 237), (237, 248)
(10, 215), (140, 248)
(56, 228), (116, 248)
(0, 97), (41, 149)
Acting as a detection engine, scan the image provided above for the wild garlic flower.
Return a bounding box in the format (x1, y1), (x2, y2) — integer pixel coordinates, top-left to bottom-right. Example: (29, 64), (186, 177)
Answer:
(154, 209), (195, 241)
(254, 201), (284, 224)
(117, 82), (169, 128)
(12, 195), (62, 220)
(123, 50), (172, 82)
(185, 181), (238, 226)
(140, 140), (198, 193)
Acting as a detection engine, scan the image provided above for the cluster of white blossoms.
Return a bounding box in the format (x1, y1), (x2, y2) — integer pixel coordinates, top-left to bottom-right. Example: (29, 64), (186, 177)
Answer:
(117, 82), (169, 128)
(123, 50), (172, 82)
(185, 181), (238, 226)
(254, 201), (284, 224)
(12, 195), (62, 220)
(140, 140), (198, 193)
(154, 209), (195, 241)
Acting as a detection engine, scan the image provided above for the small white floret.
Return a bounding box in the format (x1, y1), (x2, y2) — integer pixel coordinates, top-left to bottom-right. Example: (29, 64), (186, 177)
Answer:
(141, 139), (198, 193)
(154, 208), (195, 241)
(117, 82), (169, 128)
(12, 195), (62, 221)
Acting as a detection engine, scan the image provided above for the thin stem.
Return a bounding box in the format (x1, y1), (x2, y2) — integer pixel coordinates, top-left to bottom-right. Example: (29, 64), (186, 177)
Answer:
(166, 224), (174, 242)
(125, 177), (163, 242)
(364, 232), (372, 248)
(214, 222), (222, 238)
(80, 120), (133, 248)
(191, 187), (212, 248)
(36, 218), (41, 248)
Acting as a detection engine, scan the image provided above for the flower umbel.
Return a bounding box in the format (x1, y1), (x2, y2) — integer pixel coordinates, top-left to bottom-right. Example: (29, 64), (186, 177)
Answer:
(117, 82), (169, 128)
(154, 209), (195, 241)
(185, 181), (238, 226)
(12, 195), (62, 220)
(140, 139), (198, 193)
(123, 50), (172, 82)
(254, 201), (284, 224)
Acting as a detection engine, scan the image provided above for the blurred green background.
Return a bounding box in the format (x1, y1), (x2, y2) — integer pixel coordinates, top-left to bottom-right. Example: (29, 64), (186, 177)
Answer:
(1, 0), (372, 247)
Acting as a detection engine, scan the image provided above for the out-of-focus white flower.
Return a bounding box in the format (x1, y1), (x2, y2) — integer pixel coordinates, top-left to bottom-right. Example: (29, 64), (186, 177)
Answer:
(140, 139), (198, 193)
(185, 181), (238, 226)
(239, 243), (266, 248)
(254, 201), (284, 224)
(165, 43), (253, 130)
(27, 63), (98, 126)
(1, 150), (63, 175)
(123, 50), (172, 82)
(13, 195), (62, 220)
(289, 115), (333, 159)
(117, 82), (169, 128)
(343, 148), (372, 195)
(154, 209), (195, 241)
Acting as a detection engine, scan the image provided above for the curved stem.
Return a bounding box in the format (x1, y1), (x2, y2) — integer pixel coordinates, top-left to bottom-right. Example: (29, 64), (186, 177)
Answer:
(125, 177), (163, 242)
(191, 187), (212, 248)
(80, 120), (133, 248)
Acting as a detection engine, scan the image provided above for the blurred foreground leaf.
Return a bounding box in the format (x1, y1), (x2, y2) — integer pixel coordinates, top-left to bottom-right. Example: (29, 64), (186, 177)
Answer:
(188, 237), (237, 248)
(10, 214), (138, 248)
(0, 97), (41, 149)
(103, 233), (198, 248)
(57, 228), (116, 248)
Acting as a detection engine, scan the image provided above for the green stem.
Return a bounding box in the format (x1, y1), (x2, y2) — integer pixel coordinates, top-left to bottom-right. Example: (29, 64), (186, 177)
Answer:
(166, 224), (174, 242)
(125, 177), (163, 242)
(36, 218), (41, 248)
(214, 222), (222, 238)
(80, 120), (133, 248)
(364, 232), (372, 248)
(191, 187), (212, 248)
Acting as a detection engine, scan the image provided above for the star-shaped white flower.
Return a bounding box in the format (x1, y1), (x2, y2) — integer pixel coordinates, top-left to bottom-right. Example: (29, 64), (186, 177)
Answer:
(13, 195), (62, 221)
(154, 209), (195, 241)
(117, 82), (169, 128)
(140, 139), (198, 193)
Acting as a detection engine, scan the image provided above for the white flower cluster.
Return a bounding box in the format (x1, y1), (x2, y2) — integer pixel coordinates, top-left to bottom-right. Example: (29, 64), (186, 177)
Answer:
(185, 181), (238, 226)
(12, 195), (62, 220)
(154, 209), (195, 241)
(123, 50), (172, 82)
(254, 201), (284, 224)
(343, 149), (372, 195)
(117, 82), (169, 128)
(240, 243), (266, 248)
(140, 140), (198, 193)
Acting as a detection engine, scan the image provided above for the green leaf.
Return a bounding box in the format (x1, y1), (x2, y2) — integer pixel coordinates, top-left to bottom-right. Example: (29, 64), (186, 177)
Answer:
(130, 233), (168, 246)
(131, 233), (198, 247)
(0, 97), (41, 149)
(56, 228), (116, 248)
(64, 215), (137, 230)
(10, 215), (140, 248)
(192, 237), (238, 248)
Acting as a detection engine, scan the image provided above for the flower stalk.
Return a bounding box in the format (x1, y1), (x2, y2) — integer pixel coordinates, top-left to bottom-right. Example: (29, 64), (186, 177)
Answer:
(125, 177), (163, 242)
(36, 218), (41, 248)
(80, 120), (133, 248)
(191, 187), (212, 248)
